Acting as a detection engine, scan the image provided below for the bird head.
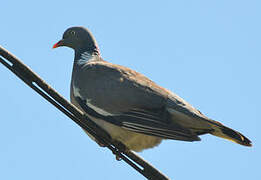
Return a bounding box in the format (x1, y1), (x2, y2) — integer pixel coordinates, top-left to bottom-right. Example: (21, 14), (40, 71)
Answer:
(53, 26), (99, 55)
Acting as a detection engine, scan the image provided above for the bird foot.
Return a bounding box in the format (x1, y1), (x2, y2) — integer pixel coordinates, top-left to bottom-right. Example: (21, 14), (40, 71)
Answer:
(112, 140), (130, 161)
(116, 155), (122, 161)
(97, 141), (107, 147)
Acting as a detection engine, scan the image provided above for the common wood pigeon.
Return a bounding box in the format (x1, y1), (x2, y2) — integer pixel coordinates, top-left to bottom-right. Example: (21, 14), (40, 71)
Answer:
(53, 27), (251, 152)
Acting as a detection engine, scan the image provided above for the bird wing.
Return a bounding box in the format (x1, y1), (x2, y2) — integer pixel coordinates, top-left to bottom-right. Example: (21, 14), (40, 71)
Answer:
(72, 60), (205, 141)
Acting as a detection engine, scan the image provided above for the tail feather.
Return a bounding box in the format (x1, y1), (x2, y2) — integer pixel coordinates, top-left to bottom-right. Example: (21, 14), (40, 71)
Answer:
(210, 120), (252, 147)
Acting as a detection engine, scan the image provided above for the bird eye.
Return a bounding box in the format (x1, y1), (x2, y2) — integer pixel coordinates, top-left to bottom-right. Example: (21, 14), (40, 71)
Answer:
(70, 31), (76, 35)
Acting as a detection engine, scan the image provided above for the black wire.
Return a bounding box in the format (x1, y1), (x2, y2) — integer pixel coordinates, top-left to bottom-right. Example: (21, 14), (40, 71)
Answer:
(0, 46), (170, 180)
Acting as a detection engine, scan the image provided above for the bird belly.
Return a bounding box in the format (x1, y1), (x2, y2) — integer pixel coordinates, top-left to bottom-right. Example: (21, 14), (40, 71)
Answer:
(87, 115), (163, 152)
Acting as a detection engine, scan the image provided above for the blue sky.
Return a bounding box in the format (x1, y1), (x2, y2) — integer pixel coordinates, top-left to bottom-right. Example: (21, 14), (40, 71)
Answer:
(0, 1), (260, 179)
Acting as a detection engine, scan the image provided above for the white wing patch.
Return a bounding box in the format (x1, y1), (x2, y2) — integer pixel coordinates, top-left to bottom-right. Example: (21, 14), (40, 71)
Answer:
(86, 99), (113, 116)
(73, 86), (81, 98)
(73, 85), (113, 116)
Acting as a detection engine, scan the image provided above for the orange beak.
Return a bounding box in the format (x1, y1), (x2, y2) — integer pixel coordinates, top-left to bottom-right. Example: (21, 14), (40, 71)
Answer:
(53, 40), (64, 49)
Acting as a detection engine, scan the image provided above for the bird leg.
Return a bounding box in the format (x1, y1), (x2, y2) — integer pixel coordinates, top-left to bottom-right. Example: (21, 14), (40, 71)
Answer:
(112, 140), (129, 161)
(96, 140), (107, 147)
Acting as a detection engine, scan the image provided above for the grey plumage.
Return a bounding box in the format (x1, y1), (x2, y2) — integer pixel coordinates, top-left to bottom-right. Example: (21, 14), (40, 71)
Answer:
(53, 26), (252, 151)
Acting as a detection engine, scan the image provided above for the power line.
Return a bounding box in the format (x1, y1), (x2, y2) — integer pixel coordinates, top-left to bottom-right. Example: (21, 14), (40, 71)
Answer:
(0, 46), (170, 180)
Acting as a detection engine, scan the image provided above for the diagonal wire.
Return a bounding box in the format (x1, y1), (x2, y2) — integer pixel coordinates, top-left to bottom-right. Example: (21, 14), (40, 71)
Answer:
(0, 46), (170, 180)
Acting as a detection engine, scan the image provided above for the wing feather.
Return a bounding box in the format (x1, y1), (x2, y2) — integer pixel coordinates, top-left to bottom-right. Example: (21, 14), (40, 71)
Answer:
(76, 97), (200, 141)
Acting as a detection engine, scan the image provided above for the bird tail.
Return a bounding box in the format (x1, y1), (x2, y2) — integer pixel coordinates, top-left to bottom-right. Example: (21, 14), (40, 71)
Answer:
(209, 120), (252, 147)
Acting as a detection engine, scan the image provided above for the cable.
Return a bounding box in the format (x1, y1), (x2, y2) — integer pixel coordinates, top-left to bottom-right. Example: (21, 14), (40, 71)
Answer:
(0, 46), (170, 180)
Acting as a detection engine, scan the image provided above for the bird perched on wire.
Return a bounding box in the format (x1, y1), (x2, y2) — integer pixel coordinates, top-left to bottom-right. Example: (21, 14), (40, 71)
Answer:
(53, 26), (252, 152)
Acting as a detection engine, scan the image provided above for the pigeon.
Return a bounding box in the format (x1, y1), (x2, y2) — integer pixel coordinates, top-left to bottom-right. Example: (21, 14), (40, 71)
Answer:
(53, 26), (252, 152)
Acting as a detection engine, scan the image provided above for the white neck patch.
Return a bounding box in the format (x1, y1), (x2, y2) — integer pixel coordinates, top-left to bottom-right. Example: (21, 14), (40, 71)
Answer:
(76, 51), (96, 65)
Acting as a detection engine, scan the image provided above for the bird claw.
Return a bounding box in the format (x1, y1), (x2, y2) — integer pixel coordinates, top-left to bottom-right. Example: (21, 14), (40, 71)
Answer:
(116, 155), (122, 161)
(96, 139), (128, 161)
(111, 140), (130, 161)
(97, 141), (106, 147)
